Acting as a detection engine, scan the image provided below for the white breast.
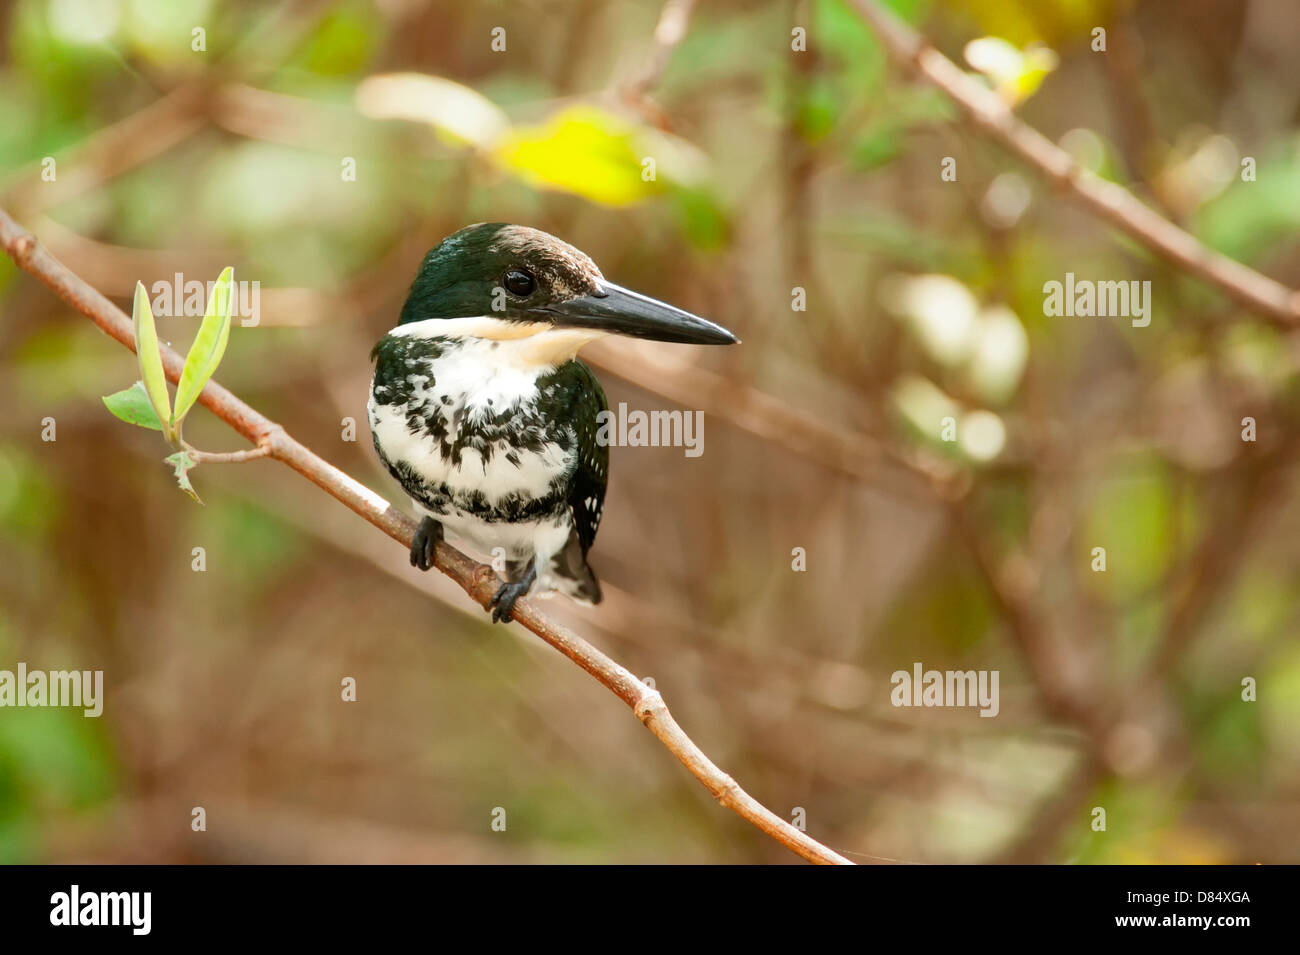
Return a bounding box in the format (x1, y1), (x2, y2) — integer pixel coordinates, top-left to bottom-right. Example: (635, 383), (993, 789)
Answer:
(374, 339), (573, 497)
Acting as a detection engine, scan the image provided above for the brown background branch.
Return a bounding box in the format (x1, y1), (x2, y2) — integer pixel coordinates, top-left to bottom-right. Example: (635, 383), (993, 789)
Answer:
(848, 0), (1300, 328)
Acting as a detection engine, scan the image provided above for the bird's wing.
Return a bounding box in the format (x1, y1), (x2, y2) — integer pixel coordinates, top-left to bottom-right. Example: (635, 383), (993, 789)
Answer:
(545, 359), (609, 554)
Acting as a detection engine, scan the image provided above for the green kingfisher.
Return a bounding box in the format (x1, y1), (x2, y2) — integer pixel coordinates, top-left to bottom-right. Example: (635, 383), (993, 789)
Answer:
(368, 223), (738, 623)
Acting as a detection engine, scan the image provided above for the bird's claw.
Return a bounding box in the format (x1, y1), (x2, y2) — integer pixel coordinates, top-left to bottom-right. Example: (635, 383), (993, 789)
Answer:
(410, 516), (443, 571)
(489, 579), (530, 623)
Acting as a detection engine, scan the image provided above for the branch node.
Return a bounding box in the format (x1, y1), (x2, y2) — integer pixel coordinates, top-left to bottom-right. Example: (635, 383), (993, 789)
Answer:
(713, 775), (743, 807)
(11, 231), (36, 264)
(258, 425), (289, 455)
(634, 687), (666, 723)
(470, 563), (499, 596)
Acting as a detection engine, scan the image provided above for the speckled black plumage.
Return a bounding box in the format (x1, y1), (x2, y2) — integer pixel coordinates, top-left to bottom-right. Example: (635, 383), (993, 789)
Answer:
(370, 333), (608, 548)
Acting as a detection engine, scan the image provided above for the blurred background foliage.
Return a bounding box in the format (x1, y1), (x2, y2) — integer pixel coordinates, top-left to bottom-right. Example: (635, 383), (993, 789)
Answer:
(1, 0), (1298, 863)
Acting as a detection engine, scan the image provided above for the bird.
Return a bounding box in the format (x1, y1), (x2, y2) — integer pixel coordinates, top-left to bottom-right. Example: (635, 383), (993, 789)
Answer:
(368, 223), (739, 623)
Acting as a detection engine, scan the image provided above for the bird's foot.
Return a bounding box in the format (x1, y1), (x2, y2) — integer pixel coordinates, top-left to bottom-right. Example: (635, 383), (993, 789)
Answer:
(409, 516), (443, 571)
(489, 566), (536, 623)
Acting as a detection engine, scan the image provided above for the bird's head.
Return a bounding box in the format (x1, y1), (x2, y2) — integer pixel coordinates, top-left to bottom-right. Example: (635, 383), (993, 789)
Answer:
(397, 223), (738, 347)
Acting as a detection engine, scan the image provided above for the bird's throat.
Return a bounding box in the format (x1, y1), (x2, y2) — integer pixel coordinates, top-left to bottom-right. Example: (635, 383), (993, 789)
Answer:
(391, 317), (605, 369)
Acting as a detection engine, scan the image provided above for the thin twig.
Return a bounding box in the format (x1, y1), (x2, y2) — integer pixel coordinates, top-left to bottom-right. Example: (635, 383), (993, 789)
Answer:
(582, 338), (942, 502)
(623, 0), (699, 99)
(847, 0), (1300, 328)
(183, 441), (274, 464)
(0, 208), (850, 866)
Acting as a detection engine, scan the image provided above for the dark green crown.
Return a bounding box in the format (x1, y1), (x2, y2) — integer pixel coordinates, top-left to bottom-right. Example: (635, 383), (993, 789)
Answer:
(399, 223), (603, 325)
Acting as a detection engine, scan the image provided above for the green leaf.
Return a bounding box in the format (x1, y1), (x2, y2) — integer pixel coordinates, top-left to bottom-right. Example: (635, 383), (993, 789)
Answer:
(132, 282), (171, 438)
(173, 267), (234, 428)
(164, 450), (202, 505)
(102, 381), (164, 431)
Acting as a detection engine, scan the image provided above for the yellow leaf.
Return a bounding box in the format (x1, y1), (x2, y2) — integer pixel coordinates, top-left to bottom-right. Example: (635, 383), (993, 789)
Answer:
(493, 106), (705, 207)
(492, 107), (653, 207)
(964, 37), (1058, 106)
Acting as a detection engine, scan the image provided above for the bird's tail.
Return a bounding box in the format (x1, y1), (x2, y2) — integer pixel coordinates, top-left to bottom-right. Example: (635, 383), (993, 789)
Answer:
(550, 530), (602, 605)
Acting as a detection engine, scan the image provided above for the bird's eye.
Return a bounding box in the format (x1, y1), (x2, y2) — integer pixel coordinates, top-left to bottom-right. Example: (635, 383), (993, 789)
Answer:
(504, 269), (535, 297)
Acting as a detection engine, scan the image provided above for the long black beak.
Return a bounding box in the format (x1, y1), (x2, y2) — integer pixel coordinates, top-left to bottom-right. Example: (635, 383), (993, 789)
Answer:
(535, 282), (739, 345)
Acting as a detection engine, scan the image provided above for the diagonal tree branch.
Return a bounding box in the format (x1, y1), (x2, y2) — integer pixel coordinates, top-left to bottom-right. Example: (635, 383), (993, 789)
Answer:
(0, 208), (850, 866)
(848, 0), (1300, 328)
